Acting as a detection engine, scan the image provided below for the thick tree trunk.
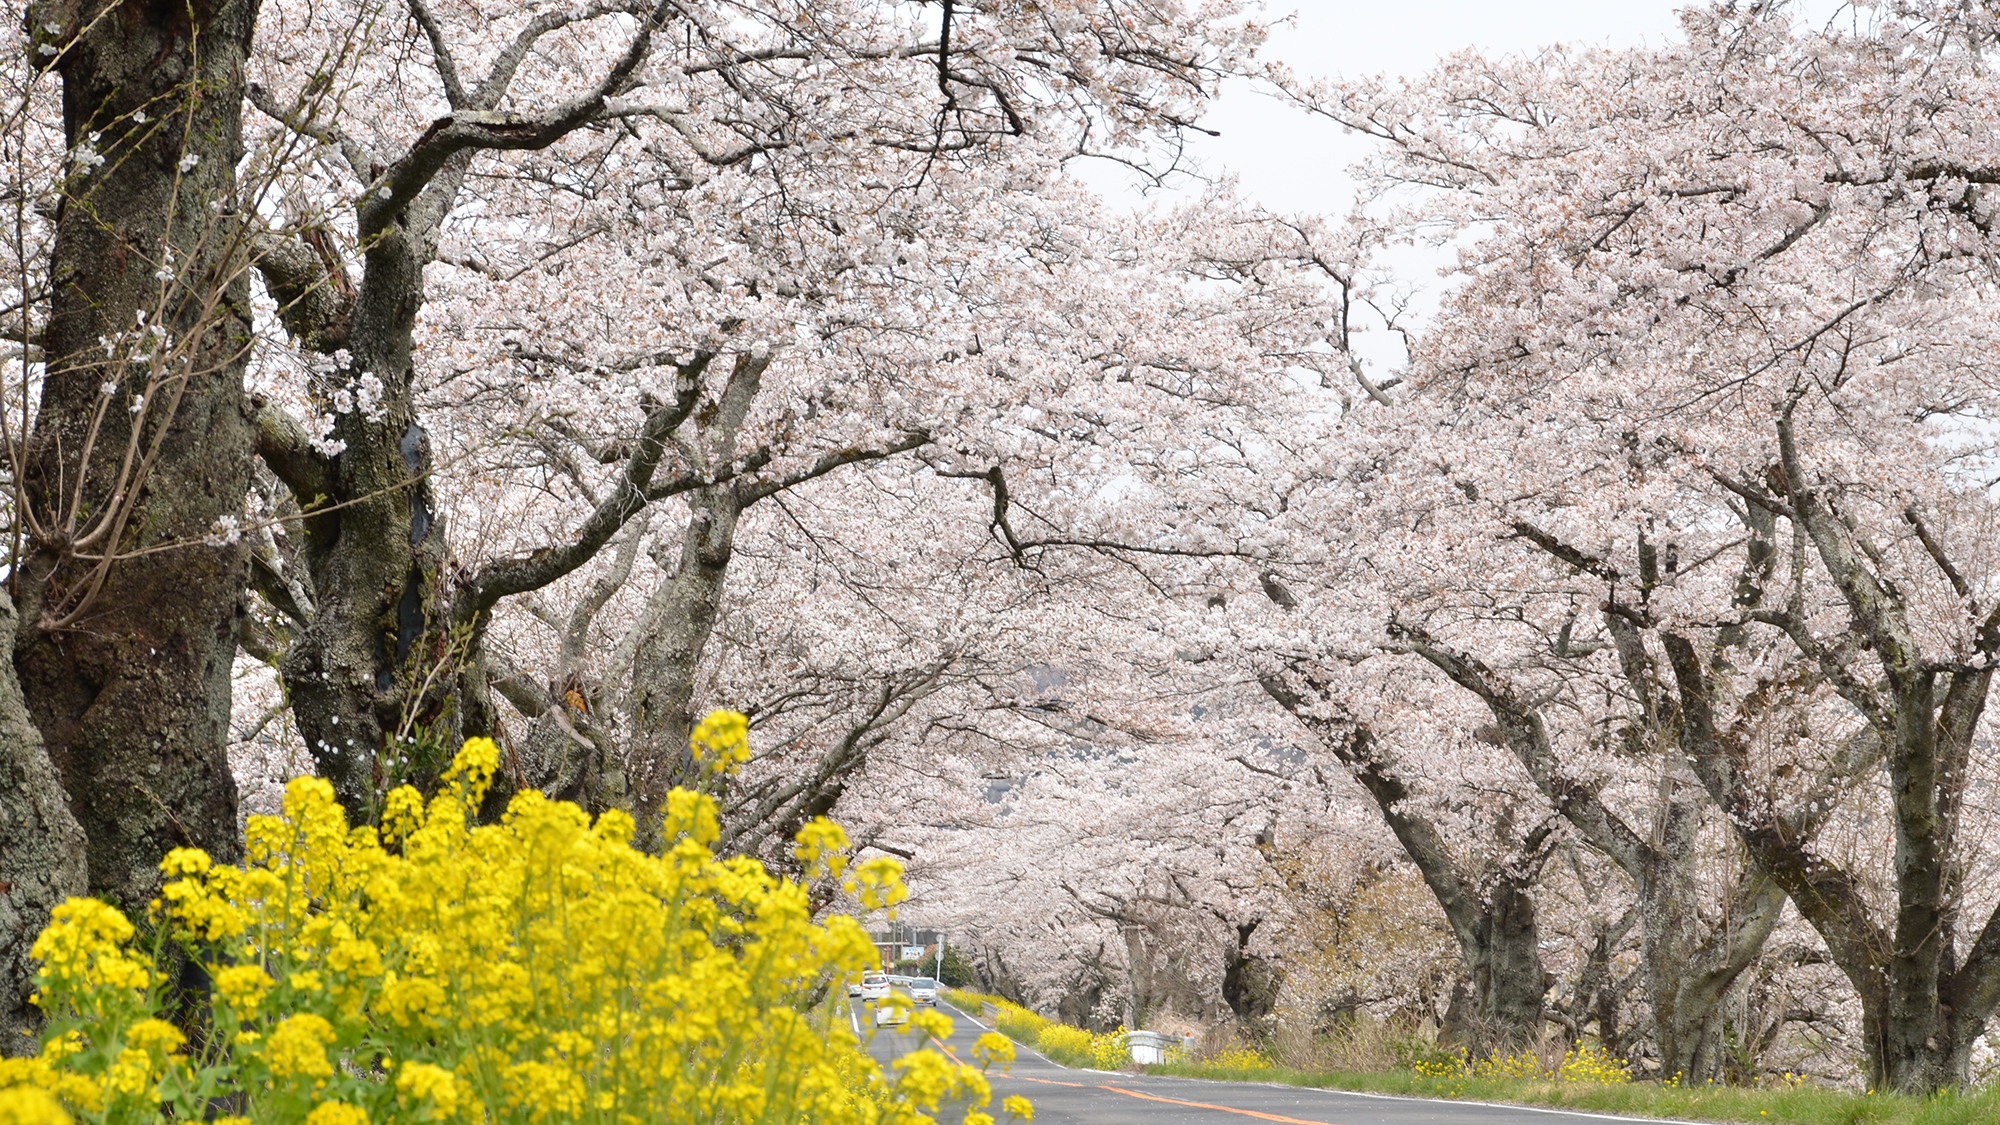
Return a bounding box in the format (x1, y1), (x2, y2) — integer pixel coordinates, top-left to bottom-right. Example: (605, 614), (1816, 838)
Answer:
(1563, 916), (1628, 1058)
(1220, 918), (1281, 1027)
(626, 485), (745, 842)
(1666, 621), (1998, 1093)
(278, 400), (448, 820)
(1397, 618), (1784, 1083)
(620, 353), (770, 846)
(16, 0), (257, 910)
(1261, 678), (1548, 1055)
(1638, 849), (1784, 1083)
(274, 158), (470, 822)
(0, 591), (88, 1054)
(1442, 882), (1546, 1054)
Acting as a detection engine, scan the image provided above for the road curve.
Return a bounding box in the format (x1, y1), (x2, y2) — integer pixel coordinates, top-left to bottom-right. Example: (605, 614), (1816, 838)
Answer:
(852, 997), (1714, 1125)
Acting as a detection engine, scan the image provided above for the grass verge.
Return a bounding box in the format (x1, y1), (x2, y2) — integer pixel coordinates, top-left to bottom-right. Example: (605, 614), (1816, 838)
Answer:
(940, 986), (2000, 1124)
(1143, 1060), (2000, 1125)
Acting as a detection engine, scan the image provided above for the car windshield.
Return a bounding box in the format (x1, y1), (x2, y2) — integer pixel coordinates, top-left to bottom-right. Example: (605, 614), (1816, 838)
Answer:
(910, 978), (936, 989)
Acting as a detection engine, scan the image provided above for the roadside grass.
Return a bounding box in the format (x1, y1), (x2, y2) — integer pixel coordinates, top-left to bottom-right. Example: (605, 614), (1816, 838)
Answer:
(941, 989), (2000, 1125)
(948, 987), (2000, 1124)
(1142, 1059), (2000, 1125)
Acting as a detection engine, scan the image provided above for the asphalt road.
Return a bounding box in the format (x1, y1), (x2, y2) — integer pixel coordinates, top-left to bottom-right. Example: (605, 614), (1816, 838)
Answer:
(848, 994), (1702, 1125)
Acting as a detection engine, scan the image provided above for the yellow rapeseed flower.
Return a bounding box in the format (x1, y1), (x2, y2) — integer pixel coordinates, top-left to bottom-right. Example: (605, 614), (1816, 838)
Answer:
(303, 1102), (368, 1125)
(214, 965), (274, 1013)
(665, 788), (721, 846)
(908, 1009), (953, 1042)
(793, 817), (851, 878)
(0, 1087), (70, 1125)
(265, 1014), (336, 1082)
(394, 1062), (463, 1120)
(17, 730), (1024, 1125)
(123, 1018), (184, 1057)
(690, 710), (752, 772)
(101, 1049), (154, 1098)
(973, 1033), (1015, 1068)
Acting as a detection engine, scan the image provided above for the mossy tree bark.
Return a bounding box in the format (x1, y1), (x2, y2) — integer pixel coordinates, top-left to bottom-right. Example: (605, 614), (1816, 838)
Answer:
(0, 591), (87, 1056)
(13, 0), (259, 917)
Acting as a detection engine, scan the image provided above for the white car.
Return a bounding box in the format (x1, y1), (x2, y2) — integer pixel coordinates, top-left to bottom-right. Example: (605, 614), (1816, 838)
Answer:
(874, 998), (911, 1027)
(906, 977), (939, 1006)
(859, 971), (891, 1001)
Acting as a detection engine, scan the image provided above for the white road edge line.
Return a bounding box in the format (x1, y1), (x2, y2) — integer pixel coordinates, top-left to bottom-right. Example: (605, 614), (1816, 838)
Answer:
(946, 1002), (1715, 1125)
(941, 1003), (1098, 1071)
(1258, 1083), (1718, 1125)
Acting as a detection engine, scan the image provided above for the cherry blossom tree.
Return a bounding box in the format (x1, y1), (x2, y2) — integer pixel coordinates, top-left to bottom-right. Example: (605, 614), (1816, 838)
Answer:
(1270, 0), (2000, 1091)
(233, 0), (1267, 825)
(0, 0), (1281, 1044)
(1257, 650), (1562, 1053)
(901, 707), (1313, 1030)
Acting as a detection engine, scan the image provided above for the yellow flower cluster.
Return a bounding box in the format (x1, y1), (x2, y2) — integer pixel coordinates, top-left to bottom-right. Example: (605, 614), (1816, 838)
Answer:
(1554, 1043), (1631, 1085)
(1470, 1050), (1545, 1081)
(1032, 1025), (1091, 1061)
(953, 992), (1130, 1073)
(5, 715), (1027, 1125)
(691, 710), (753, 772)
(1199, 1044), (1273, 1074)
(1411, 1042), (1630, 1087)
(973, 994), (1053, 1051)
(1086, 1031), (1129, 1071)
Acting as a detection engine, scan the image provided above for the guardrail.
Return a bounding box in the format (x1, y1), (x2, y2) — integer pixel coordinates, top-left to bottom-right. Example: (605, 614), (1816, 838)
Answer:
(1126, 1030), (1197, 1065)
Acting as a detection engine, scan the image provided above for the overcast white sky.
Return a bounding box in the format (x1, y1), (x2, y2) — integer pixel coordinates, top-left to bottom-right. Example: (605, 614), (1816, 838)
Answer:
(1097, 2), (1859, 212)
(1077, 1), (1695, 214)
(1074, 1), (1849, 364)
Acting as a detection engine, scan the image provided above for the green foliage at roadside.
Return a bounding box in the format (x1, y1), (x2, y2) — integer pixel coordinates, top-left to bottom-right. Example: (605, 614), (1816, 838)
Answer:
(889, 948), (976, 988)
(937, 947), (978, 987)
(1145, 1058), (2000, 1125)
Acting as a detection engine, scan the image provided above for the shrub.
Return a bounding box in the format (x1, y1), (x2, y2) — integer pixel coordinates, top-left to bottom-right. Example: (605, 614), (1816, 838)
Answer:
(1035, 1025), (1092, 1064)
(1086, 1031), (1129, 1071)
(1, 719), (1028, 1125)
(1202, 1043), (1275, 1074)
(944, 991), (1126, 1071)
(1407, 1042), (1631, 1086)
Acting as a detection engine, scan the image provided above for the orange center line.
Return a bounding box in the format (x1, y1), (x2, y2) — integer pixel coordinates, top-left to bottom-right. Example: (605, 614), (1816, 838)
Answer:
(1005, 1073), (1091, 1088)
(1099, 1084), (1345, 1125)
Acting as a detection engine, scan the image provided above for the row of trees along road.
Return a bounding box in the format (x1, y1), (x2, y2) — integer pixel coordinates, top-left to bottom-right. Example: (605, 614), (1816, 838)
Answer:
(1252, 3), (2000, 1094)
(13, 0), (2000, 1101)
(0, 0), (1290, 1048)
(892, 2), (2000, 1100)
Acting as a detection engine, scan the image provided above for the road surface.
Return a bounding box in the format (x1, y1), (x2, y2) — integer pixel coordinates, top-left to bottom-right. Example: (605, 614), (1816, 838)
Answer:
(848, 996), (1705, 1125)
